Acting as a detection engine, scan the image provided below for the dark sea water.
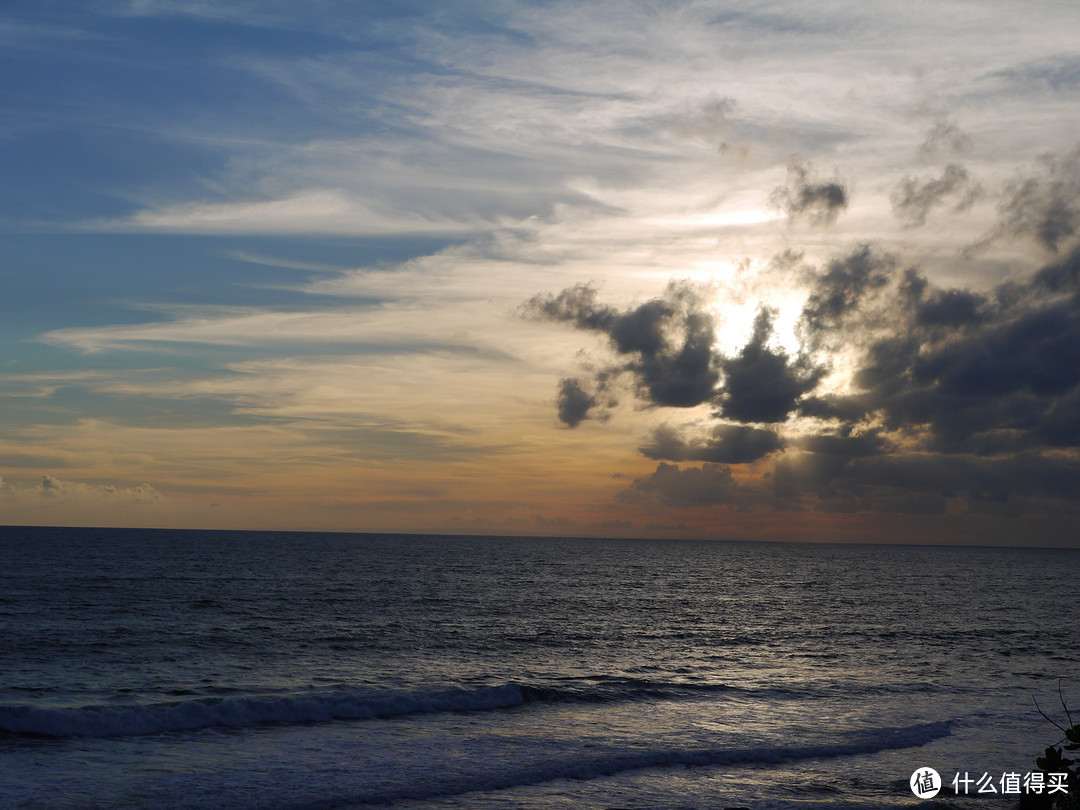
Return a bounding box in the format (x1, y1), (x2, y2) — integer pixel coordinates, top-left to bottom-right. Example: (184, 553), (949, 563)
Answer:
(1, 527), (1077, 809)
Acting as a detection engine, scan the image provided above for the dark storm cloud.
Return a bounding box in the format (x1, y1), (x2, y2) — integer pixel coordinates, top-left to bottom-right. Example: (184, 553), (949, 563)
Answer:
(640, 423), (783, 464)
(820, 245), (1080, 469)
(907, 343), (1078, 454)
(992, 144), (1080, 252)
(799, 430), (887, 458)
(798, 244), (892, 337)
(912, 300), (1080, 399)
(1037, 386), (1080, 448)
(717, 308), (823, 423)
(850, 334), (920, 393)
(845, 452), (1080, 502)
(797, 393), (872, 422)
(778, 244), (1080, 514)
(778, 469), (952, 515)
(524, 283), (618, 333)
(523, 281), (720, 409)
(770, 157), (849, 227)
(778, 452), (1080, 518)
(626, 310), (718, 408)
(619, 462), (746, 507)
(556, 378), (598, 427)
(891, 164), (982, 227)
(771, 443), (1080, 516)
(529, 235), (1080, 517)
(772, 431), (888, 502)
(1032, 242), (1080, 294)
(913, 287), (987, 327)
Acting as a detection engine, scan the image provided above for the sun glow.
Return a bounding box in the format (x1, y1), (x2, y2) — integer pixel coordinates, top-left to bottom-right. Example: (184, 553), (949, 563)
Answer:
(712, 293), (805, 358)
(648, 206), (780, 229)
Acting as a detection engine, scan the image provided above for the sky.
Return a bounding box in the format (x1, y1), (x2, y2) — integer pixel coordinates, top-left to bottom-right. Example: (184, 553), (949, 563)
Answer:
(2, 0), (1080, 545)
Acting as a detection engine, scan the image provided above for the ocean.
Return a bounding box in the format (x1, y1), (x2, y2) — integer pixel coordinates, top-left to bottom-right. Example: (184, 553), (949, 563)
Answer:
(1, 527), (1077, 809)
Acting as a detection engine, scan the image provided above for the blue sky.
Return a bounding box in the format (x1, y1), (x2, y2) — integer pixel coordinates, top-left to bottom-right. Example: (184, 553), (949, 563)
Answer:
(3, 1), (1080, 544)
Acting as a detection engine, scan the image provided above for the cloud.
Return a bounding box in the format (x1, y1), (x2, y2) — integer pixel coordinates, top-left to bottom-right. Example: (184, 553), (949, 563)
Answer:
(669, 95), (736, 142)
(0, 474), (162, 505)
(770, 157), (849, 227)
(848, 260), (1080, 458)
(912, 287), (988, 328)
(40, 300), (524, 357)
(891, 164), (982, 227)
(523, 281), (720, 409)
(535, 235), (1080, 520)
(527, 281), (823, 425)
(768, 439), (1080, 517)
(523, 283), (619, 334)
(98, 189), (483, 236)
(799, 430), (888, 458)
(798, 244), (893, 339)
(796, 246), (1080, 473)
(771, 450), (956, 515)
(1033, 242), (1080, 294)
(640, 423), (783, 464)
(797, 393), (872, 422)
(851, 453), (1080, 503)
(989, 144), (1080, 252)
(778, 451), (1080, 516)
(918, 123), (974, 158)
(556, 378), (598, 427)
(716, 308), (822, 423)
(620, 462), (746, 507)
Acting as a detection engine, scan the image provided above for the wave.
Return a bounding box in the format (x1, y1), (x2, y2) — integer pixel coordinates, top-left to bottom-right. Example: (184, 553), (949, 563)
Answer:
(0, 676), (949, 739)
(284, 721), (957, 809)
(0, 684), (529, 738)
(0, 678), (753, 739)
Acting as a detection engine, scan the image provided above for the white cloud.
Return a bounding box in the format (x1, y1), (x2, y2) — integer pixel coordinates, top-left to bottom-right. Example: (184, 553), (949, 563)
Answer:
(100, 189), (484, 236)
(67, 0), (1080, 261)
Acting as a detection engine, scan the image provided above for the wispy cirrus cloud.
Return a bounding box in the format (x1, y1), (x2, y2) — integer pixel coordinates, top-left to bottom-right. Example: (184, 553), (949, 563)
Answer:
(95, 189), (486, 236)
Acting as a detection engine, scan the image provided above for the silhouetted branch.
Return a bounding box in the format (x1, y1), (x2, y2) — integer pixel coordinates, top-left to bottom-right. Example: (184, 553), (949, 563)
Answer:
(1034, 693), (1069, 737)
(1062, 681), (1075, 729)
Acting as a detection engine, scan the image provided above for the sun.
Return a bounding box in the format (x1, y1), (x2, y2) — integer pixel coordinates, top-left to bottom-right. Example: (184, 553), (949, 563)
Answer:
(712, 291), (805, 359)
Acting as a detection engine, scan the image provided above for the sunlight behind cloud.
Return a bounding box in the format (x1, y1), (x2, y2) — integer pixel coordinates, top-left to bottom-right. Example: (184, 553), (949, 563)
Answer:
(711, 293), (805, 359)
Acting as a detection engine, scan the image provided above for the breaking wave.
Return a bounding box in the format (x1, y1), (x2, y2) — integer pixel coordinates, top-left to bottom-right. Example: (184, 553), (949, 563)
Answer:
(0, 675), (951, 740)
(0, 684), (529, 738)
